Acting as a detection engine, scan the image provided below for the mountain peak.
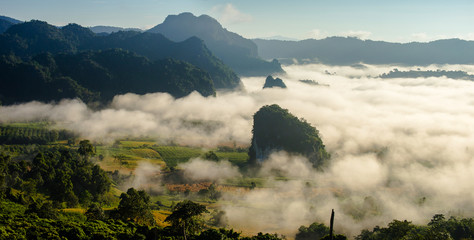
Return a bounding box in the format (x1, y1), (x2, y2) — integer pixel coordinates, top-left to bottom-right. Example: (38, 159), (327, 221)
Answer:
(148, 12), (283, 76)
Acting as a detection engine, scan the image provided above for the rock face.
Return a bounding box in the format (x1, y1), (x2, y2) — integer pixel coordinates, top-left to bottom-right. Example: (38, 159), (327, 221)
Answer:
(263, 76), (287, 89)
(248, 104), (330, 168)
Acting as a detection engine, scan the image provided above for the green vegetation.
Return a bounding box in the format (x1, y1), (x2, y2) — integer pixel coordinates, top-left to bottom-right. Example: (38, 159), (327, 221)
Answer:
(355, 214), (474, 240)
(165, 200), (208, 240)
(0, 19), (241, 99)
(248, 104), (330, 168)
(0, 124), (75, 145)
(0, 49), (215, 105)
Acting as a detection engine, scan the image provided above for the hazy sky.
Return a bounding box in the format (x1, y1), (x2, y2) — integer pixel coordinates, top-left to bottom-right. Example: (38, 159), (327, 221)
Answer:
(2, 0), (474, 42)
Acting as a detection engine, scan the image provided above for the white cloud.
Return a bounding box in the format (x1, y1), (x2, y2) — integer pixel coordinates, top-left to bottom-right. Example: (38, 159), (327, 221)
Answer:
(210, 3), (253, 25)
(308, 28), (324, 39)
(342, 30), (372, 39)
(179, 158), (241, 182)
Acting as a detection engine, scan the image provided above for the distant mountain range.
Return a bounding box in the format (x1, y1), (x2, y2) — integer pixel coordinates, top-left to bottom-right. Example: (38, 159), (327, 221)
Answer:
(88, 26), (143, 34)
(148, 12), (283, 76)
(253, 37), (474, 65)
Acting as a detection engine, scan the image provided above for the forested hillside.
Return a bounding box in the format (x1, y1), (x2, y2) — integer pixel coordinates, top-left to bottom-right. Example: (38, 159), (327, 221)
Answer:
(0, 20), (240, 97)
(0, 50), (215, 105)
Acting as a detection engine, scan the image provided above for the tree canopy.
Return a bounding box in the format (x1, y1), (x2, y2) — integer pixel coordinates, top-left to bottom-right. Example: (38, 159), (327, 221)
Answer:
(165, 200), (209, 240)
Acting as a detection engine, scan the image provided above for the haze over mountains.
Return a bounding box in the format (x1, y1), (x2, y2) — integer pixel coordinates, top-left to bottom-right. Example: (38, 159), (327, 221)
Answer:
(253, 37), (474, 65)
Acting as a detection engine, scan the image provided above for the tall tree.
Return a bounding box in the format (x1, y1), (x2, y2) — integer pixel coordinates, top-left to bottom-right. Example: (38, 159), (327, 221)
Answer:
(78, 140), (94, 159)
(117, 188), (155, 226)
(165, 200), (209, 240)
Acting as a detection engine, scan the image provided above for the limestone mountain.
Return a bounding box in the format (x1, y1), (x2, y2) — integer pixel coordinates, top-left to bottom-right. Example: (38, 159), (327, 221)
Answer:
(248, 104), (330, 168)
(148, 12), (283, 76)
(263, 76), (287, 89)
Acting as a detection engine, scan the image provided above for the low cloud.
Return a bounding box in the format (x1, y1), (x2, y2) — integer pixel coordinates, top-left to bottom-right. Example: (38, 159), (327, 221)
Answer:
(1, 63), (474, 237)
(123, 161), (162, 193)
(179, 158), (241, 182)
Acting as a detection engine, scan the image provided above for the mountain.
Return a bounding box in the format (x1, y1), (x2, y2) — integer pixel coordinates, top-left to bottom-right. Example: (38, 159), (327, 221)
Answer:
(263, 75), (287, 89)
(0, 16), (22, 24)
(0, 21), (93, 56)
(148, 12), (283, 76)
(0, 20), (240, 90)
(253, 37), (474, 65)
(0, 19), (14, 34)
(0, 49), (215, 105)
(85, 31), (240, 89)
(0, 16), (22, 34)
(248, 104), (330, 168)
(88, 26), (142, 34)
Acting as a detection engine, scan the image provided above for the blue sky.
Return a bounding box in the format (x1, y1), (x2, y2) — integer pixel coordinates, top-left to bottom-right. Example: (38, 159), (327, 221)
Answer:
(2, 0), (474, 42)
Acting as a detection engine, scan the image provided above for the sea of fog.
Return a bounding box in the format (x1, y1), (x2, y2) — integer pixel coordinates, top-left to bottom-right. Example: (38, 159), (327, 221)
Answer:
(1, 63), (474, 238)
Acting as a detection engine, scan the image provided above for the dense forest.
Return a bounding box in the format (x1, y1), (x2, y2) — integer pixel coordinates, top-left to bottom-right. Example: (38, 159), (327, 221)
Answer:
(0, 49), (215, 105)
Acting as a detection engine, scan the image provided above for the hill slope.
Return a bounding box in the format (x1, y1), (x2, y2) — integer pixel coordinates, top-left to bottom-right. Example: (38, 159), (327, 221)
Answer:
(148, 12), (283, 76)
(0, 49), (215, 105)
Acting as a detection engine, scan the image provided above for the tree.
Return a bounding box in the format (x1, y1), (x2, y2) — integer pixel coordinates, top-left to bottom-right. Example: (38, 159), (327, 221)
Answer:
(85, 203), (106, 221)
(203, 151), (219, 161)
(78, 140), (94, 159)
(0, 153), (11, 197)
(295, 222), (329, 240)
(165, 200), (209, 240)
(116, 188), (155, 225)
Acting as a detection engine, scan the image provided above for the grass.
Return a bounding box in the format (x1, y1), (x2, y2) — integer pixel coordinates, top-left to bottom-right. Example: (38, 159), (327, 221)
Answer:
(152, 210), (171, 227)
(152, 146), (204, 168)
(215, 152), (248, 166)
(119, 141), (157, 148)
